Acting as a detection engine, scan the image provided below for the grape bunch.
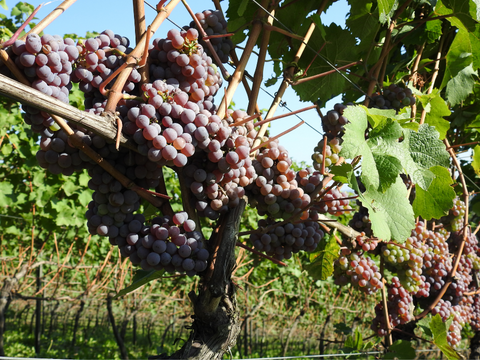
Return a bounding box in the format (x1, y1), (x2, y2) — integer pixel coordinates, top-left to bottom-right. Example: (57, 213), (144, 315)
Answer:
(249, 218), (325, 260)
(311, 137), (342, 171)
(9, 33), (79, 139)
(371, 277), (414, 336)
(421, 226), (452, 295)
(381, 223), (428, 294)
(369, 84), (416, 112)
(72, 30), (140, 108)
(349, 205), (373, 237)
(438, 197), (466, 232)
(35, 124), (95, 176)
(432, 299), (472, 347)
(313, 188), (353, 217)
(247, 140), (313, 220)
(148, 27), (223, 105)
(189, 9), (233, 64)
(471, 295), (480, 331)
(319, 103), (348, 140)
(117, 213), (209, 275)
(334, 251), (383, 295)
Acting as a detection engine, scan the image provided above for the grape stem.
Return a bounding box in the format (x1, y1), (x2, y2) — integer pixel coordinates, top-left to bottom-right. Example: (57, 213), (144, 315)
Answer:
(292, 61), (362, 86)
(380, 260), (393, 347)
(202, 33), (234, 40)
(236, 242), (287, 267)
(250, 120), (305, 154)
(262, 24), (304, 41)
(249, 104), (318, 129)
(1, 4), (43, 48)
(247, 7), (275, 115)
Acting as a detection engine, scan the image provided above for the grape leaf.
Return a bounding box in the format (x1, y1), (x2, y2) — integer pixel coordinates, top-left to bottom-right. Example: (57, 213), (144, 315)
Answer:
(377, 0), (397, 24)
(350, 172), (415, 242)
(341, 107), (448, 193)
(440, 27), (478, 106)
(446, 64), (477, 106)
(384, 340), (416, 360)
(330, 163), (353, 183)
(0, 182), (13, 206)
(414, 88), (451, 139)
(413, 166), (456, 220)
(114, 269), (165, 299)
(346, 1), (380, 53)
(237, 0), (249, 16)
(344, 328), (363, 351)
(398, 124), (451, 190)
(0, 1), (7, 10)
(305, 234), (340, 280)
(430, 314), (462, 360)
(473, 145), (480, 175)
(293, 24), (359, 103)
(435, 0), (479, 31)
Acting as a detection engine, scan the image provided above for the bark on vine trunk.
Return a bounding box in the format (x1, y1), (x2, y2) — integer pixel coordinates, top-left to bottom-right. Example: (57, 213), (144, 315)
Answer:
(151, 201), (245, 360)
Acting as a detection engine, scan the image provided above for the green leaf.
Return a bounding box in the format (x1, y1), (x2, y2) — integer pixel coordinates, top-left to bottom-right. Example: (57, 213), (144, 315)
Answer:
(62, 179), (79, 197)
(114, 269), (165, 299)
(414, 89), (451, 139)
(304, 235), (340, 280)
(0, 182), (13, 206)
(293, 24), (359, 103)
(0, 1), (7, 10)
(413, 166), (456, 220)
(472, 145), (480, 175)
(384, 340), (416, 360)
(350, 173), (415, 242)
(430, 314), (462, 360)
(237, 0), (248, 16)
(344, 328), (363, 351)
(446, 63), (477, 106)
(400, 124), (451, 189)
(330, 163), (353, 183)
(377, 0), (397, 24)
(435, 0), (479, 31)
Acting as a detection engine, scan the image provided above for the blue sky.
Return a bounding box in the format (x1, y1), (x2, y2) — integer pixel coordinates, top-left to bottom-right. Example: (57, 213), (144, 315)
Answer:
(2, 0), (350, 165)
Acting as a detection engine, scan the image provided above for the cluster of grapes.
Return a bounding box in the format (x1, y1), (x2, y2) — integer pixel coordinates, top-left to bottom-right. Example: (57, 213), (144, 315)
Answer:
(349, 205), (373, 237)
(371, 277), (414, 336)
(148, 27), (222, 105)
(295, 167), (322, 195)
(313, 188), (352, 217)
(311, 137), (342, 171)
(9, 33), (78, 142)
(354, 233), (378, 252)
(438, 197), (466, 232)
(72, 30), (140, 107)
(180, 110), (258, 220)
(432, 299), (469, 347)
(421, 226), (452, 294)
(249, 219), (324, 260)
(334, 251), (383, 295)
(189, 9), (233, 64)
(369, 84), (415, 111)
(35, 125), (95, 176)
(247, 140), (313, 220)
(382, 225), (427, 294)
(118, 213), (209, 275)
(319, 103), (348, 139)
(471, 295), (480, 331)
